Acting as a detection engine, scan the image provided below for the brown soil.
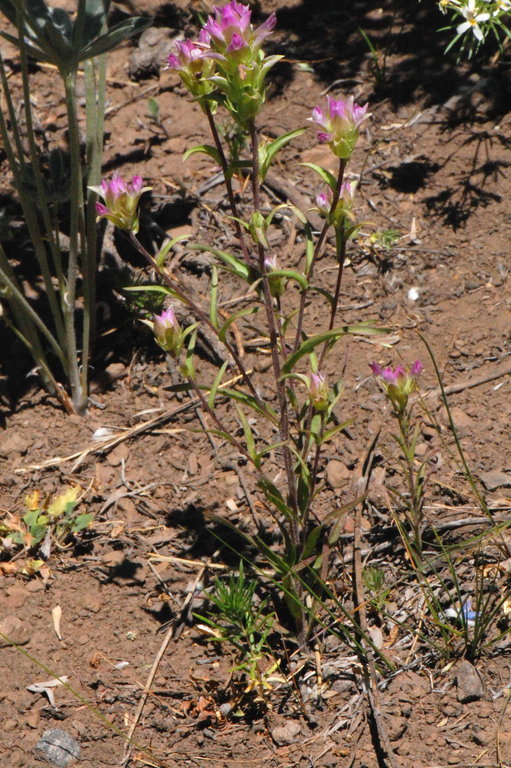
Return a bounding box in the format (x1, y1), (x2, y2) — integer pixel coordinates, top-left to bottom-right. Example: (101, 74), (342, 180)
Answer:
(2, 1), (511, 767)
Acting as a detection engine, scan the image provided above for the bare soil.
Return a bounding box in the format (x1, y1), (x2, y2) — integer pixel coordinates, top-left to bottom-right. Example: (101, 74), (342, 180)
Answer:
(2, 1), (511, 766)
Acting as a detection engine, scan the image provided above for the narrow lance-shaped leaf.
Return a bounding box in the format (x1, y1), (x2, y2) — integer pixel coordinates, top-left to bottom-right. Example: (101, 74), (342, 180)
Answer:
(183, 144), (221, 165)
(236, 406), (259, 467)
(208, 360), (229, 410)
(79, 16), (152, 61)
(282, 323), (389, 375)
(209, 265), (219, 329)
(259, 128), (305, 181)
(155, 233), (191, 268)
(301, 161), (337, 192)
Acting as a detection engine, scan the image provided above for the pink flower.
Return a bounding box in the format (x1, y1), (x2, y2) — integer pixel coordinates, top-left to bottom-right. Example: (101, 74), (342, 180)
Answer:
(371, 360), (423, 413)
(203, 1), (276, 55)
(89, 173), (151, 234)
(315, 182), (354, 217)
(167, 34), (212, 75)
(153, 307), (183, 358)
(310, 95), (369, 159)
(309, 371), (330, 411)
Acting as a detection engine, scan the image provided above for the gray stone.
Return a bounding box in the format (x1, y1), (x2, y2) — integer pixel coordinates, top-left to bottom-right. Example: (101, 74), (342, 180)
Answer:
(456, 660), (484, 703)
(271, 719), (302, 745)
(35, 729), (80, 767)
(480, 470), (511, 491)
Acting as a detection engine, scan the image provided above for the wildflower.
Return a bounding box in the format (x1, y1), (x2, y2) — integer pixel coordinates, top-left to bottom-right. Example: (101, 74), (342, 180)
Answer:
(203, 1), (276, 58)
(310, 95), (369, 159)
(153, 306), (183, 358)
(445, 598), (478, 627)
(315, 182), (355, 228)
(263, 254), (285, 297)
(309, 371), (330, 412)
(371, 360), (423, 413)
(89, 173), (151, 234)
(456, 0), (490, 40)
(200, 1), (280, 125)
(167, 32), (216, 100)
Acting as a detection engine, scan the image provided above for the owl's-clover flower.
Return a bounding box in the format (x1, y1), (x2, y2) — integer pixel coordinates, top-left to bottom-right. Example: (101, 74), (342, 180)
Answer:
(203, 1), (276, 59)
(371, 360), (423, 414)
(315, 181), (355, 229)
(310, 95), (369, 160)
(89, 173), (151, 234)
(309, 371), (330, 412)
(153, 306), (183, 358)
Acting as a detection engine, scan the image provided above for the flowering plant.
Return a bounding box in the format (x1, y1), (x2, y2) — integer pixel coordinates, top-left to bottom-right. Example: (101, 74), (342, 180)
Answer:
(93, 1), (385, 644)
(437, 0), (511, 55)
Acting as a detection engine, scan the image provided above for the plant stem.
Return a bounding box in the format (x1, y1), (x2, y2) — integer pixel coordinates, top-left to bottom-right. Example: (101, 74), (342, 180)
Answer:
(292, 158), (346, 354)
(248, 120), (298, 535)
(63, 71), (87, 414)
(205, 104), (252, 266)
(127, 232), (272, 422)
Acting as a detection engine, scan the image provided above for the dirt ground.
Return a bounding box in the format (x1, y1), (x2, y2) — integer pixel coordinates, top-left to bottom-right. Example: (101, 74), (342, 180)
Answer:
(2, 1), (511, 766)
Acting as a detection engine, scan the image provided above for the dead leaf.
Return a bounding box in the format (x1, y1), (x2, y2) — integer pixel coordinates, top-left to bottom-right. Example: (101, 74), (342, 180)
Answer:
(27, 676), (69, 707)
(52, 605), (62, 640)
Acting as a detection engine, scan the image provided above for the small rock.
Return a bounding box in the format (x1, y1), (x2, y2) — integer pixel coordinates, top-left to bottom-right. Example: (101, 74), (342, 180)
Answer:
(4, 585), (28, 609)
(271, 720), (302, 745)
(0, 616), (31, 647)
(325, 459), (350, 489)
(35, 729), (80, 767)
(128, 27), (170, 80)
(456, 660), (484, 703)
(446, 406), (472, 436)
(480, 470), (511, 491)
(107, 443), (130, 467)
(0, 432), (30, 457)
(387, 716), (408, 742)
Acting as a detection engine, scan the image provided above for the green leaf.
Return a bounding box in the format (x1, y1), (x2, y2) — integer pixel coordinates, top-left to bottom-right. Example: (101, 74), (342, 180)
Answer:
(257, 477), (294, 520)
(282, 323), (388, 375)
(220, 388), (278, 423)
(123, 284), (177, 297)
(189, 244), (251, 282)
(183, 143), (221, 164)
(259, 128), (305, 181)
(208, 360), (228, 410)
(209, 265), (219, 329)
(265, 268), (308, 291)
(71, 513), (93, 532)
(320, 419), (354, 445)
(218, 306), (258, 344)
(301, 161), (337, 191)
(155, 233), (191, 268)
(236, 406), (259, 467)
(301, 524), (324, 561)
(79, 16), (152, 60)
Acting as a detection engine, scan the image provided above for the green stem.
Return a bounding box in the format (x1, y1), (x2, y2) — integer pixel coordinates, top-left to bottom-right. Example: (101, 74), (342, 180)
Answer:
(63, 71), (87, 414)
(292, 158), (347, 354)
(205, 104), (252, 266)
(248, 120), (298, 531)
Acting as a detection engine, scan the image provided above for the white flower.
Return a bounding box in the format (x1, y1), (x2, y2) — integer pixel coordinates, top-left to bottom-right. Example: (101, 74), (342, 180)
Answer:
(456, 0), (490, 40)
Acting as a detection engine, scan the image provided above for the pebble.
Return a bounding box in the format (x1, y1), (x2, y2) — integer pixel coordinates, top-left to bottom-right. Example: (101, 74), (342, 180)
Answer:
(480, 469), (511, 491)
(0, 616), (31, 647)
(271, 719), (302, 745)
(35, 729), (80, 767)
(325, 459), (350, 489)
(456, 660), (484, 703)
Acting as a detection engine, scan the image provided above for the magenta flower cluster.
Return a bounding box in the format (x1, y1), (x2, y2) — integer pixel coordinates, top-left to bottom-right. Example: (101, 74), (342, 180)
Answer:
(166, 1), (278, 122)
(89, 172), (151, 234)
(371, 360), (423, 413)
(310, 95), (369, 160)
